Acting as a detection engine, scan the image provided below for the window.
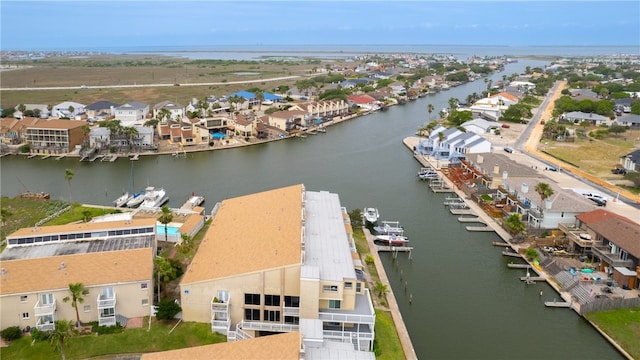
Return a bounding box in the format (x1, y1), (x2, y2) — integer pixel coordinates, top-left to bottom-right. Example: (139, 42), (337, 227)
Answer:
(22, 312), (30, 319)
(20, 295), (28, 302)
(356, 282), (362, 293)
(264, 295), (280, 307)
(323, 285), (338, 292)
(142, 299), (149, 306)
(41, 293), (54, 305)
(141, 283), (148, 289)
(345, 282), (353, 289)
(83, 305), (91, 312)
(263, 310), (280, 322)
(244, 309), (260, 321)
(100, 308), (114, 317)
(284, 316), (299, 325)
(328, 300), (341, 309)
(284, 296), (300, 308)
(244, 293), (260, 305)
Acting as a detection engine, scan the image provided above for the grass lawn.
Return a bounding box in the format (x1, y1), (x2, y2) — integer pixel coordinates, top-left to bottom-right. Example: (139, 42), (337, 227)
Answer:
(0, 319), (225, 360)
(585, 307), (640, 359)
(0, 197), (70, 243)
(374, 309), (406, 360)
(43, 205), (122, 226)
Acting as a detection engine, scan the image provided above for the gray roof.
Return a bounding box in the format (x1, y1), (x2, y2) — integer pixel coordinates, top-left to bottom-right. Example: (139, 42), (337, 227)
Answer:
(304, 190), (356, 282)
(501, 177), (595, 212)
(117, 101), (148, 110)
(465, 153), (539, 178)
(616, 113), (640, 125)
(153, 100), (183, 110)
(621, 149), (640, 163)
(462, 118), (499, 131)
(86, 101), (119, 111)
(564, 111), (609, 122)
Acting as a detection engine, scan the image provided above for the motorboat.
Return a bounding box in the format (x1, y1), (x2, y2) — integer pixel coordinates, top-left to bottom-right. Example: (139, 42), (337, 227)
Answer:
(418, 168), (439, 179)
(363, 208), (379, 224)
(373, 222), (404, 235)
(113, 192), (131, 207)
(139, 187), (169, 209)
(375, 234), (409, 245)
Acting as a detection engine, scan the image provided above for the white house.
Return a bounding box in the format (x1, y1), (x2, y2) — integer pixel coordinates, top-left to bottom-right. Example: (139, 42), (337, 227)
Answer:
(462, 118), (500, 135)
(114, 102), (150, 126)
(51, 101), (86, 119)
(153, 101), (185, 121)
(89, 127), (110, 150)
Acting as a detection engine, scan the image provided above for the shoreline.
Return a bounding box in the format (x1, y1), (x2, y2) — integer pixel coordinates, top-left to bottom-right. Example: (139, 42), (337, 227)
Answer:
(402, 136), (634, 360)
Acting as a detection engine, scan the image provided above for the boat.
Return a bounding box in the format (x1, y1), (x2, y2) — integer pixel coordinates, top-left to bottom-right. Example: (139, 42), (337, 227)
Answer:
(126, 190), (146, 208)
(363, 207), (379, 224)
(181, 194), (205, 210)
(375, 234), (409, 245)
(113, 192), (131, 207)
(373, 222), (404, 235)
(17, 191), (50, 200)
(316, 126), (327, 133)
(418, 170), (439, 180)
(139, 186), (169, 209)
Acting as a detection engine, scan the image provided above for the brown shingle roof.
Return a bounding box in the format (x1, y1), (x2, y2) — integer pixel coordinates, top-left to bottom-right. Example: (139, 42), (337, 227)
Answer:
(0, 247), (153, 295)
(181, 185), (303, 284)
(141, 331), (301, 360)
(28, 119), (89, 130)
(577, 210), (640, 257)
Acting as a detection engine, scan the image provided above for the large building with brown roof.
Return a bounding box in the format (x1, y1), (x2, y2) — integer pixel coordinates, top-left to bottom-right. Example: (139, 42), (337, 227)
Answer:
(24, 118), (89, 154)
(179, 184), (376, 354)
(0, 218), (156, 331)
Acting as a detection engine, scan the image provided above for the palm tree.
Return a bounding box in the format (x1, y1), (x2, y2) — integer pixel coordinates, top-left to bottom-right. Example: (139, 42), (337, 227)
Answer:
(448, 97), (459, 113)
(535, 182), (554, 209)
(504, 213), (527, 236)
(156, 108), (171, 123)
(374, 282), (389, 297)
(154, 256), (178, 300)
(49, 320), (78, 360)
(158, 205), (174, 242)
(64, 169), (74, 209)
(255, 90), (264, 111)
(427, 103), (434, 123)
(63, 283), (89, 327)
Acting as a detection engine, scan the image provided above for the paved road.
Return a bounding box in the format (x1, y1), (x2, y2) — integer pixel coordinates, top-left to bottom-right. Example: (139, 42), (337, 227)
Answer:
(0, 75), (304, 91)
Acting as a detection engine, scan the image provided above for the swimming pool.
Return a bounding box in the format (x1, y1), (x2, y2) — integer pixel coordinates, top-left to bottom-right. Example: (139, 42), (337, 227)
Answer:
(156, 225), (180, 236)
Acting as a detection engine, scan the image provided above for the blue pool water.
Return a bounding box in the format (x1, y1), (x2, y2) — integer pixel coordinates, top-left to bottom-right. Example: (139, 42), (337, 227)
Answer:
(156, 225), (180, 236)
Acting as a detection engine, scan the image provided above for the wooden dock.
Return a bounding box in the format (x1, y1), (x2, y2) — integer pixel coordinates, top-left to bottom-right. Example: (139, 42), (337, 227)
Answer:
(450, 208), (475, 215)
(507, 263), (531, 269)
(109, 155), (118, 162)
(130, 154), (140, 161)
(27, 154), (38, 159)
(466, 225), (494, 232)
(502, 250), (523, 258)
(520, 276), (546, 282)
(544, 301), (571, 308)
(492, 241), (511, 247)
(55, 155), (65, 160)
(375, 245), (414, 253)
(457, 216), (485, 223)
(41, 154), (51, 160)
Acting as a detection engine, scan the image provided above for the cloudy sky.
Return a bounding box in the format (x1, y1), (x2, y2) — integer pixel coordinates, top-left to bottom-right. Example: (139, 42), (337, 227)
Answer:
(1, 1), (639, 50)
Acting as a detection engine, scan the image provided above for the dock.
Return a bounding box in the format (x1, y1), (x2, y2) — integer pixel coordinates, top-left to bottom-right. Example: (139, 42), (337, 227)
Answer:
(449, 208), (475, 215)
(492, 241), (511, 247)
(181, 195), (205, 210)
(520, 276), (547, 282)
(375, 245), (414, 253)
(27, 154), (38, 159)
(0, 153), (10, 158)
(502, 250), (523, 258)
(544, 301), (571, 308)
(507, 263), (531, 269)
(457, 216), (485, 223)
(41, 154), (51, 160)
(55, 155), (65, 160)
(466, 225), (494, 232)
(89, 154), (104, 162)
(130, 154), (140, 161)
(109, 155), (119, 162)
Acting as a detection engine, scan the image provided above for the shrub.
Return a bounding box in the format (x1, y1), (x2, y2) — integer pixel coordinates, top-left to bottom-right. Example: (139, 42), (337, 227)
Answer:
(19, 144), (30, 153)
(156, 299), (182, 320)
(0, 326), (23, 341)
(93, 323), (123, 335)
(30, 328), (50, 342)
(365, 255), (375, 264)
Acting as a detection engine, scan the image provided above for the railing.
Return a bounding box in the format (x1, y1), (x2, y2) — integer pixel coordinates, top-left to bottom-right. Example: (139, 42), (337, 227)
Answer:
(239, 321), (299, 333)
(212, 319), (230, 329)
(318, 312), (375, 324)
(98, 296), (116, 309)
(99, 315), (117, 327)
(34, 299), (56, 316)
(591, 246), (633, 267)
(323, 330), (374, 341)
(36, 319), (55, 331)
(234, 326), (253, 341)
(211, 301), (229, 312)
(283, 306), (300, 317)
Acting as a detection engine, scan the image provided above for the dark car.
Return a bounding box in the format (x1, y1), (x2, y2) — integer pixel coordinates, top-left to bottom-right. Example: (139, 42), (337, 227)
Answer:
(586, 196), (606, 207)
(546, 166), (558, 172)
(611, 168), (627, 175)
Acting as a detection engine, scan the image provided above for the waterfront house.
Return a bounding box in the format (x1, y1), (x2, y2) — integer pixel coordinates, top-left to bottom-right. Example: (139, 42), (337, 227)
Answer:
(416, 125), (491, 162)
(620, 149), (640, 172)
(51, 101), (86, 119)
(0, 218), (156, 331)
(114, 101), (150, 126)
(24, 118), (89, 154)
(233, 114), (254, 138)
(268, 110), (308, 132)
(470, 92), (518, 121)
(0, 117), (38, 145)
(89, 126), (111, 150)
(289, 100), (350, 121)
(179, 184), (376, 353)
(346, 94), (379, 112)
(85, 101), (119, 119)
(153, 101), (185, 121)
(496, 177), (596, 230)
(461, 118), (500, 135)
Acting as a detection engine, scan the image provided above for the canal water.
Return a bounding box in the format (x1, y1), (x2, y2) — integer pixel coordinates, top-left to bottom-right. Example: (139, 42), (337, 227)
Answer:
(1, 60), (622, 359)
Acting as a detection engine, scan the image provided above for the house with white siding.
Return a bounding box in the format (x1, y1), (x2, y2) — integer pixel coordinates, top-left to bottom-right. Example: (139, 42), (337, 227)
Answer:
(114, 102), (150, 126)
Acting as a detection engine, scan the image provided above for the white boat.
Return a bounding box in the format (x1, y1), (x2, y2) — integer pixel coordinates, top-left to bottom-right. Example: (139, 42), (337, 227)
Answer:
(139, 186), (169, 209)
(418, 170), (439, 180)
(316, 126), (327, 133)
(126, 190), (146, 208)
(375, 234), (409, 245)
(373, 222), (404, 235)
(363, 207), (379, 224)
(113, 192), (131, 207)
(181, 194), (205, 210)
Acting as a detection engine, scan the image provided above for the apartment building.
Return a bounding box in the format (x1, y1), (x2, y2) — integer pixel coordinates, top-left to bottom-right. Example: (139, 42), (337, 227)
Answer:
(24, 119), (89, 154)
(0, 218), (156, 330)
(179, 184), (375, 353)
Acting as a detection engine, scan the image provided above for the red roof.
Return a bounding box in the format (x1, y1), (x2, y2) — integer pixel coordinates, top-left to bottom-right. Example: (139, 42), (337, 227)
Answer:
(575, 209), (628, 224)
(347, 95), (377, 105)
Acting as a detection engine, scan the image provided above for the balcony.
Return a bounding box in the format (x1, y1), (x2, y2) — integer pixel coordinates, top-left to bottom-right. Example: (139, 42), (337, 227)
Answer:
(558, 223), (593, 249)
(211, 295), (230, 334)
(592, 246), (633, 268)
(34, 299), (56, 316)
(283, 306), (300, 317)
(239, 320), (299, 333)
(98, 314), (117, 327)
(36, 317), (55, 331)
(98, 290), (116, 309)
(318, 289), (375, 325)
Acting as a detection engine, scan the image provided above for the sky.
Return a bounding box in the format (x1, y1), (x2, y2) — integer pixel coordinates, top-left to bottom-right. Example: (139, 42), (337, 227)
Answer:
(1, 1), (639, 51)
